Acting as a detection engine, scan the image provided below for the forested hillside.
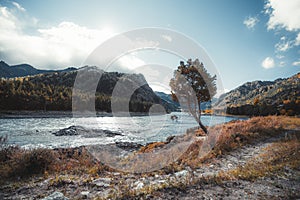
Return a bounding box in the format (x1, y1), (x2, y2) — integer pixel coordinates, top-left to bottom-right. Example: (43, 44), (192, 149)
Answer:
(214, 73), (300, 116)
(0, 67), (164, 112)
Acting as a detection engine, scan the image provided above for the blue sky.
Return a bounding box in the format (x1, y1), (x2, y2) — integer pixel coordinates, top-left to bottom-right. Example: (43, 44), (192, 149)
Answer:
(0, 0), (299, 94)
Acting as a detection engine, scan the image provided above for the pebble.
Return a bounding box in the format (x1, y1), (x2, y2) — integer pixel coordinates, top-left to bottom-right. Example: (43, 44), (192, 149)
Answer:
(92, 177), (111, 187)
(80, 191), (90, 198)
(41, 191), (69, 200)
(175, 170), (188, 178)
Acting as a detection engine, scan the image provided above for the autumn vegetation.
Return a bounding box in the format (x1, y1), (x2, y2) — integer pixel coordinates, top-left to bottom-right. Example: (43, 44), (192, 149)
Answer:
(0, 70), (160, 112)
(221, 73), (300, 116)
(179, 116), (300, 167)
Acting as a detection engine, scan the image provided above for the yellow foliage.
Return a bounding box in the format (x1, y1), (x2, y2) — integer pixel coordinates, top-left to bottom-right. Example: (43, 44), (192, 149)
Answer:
(138, 142), (166, 153)
(253, 97), (259, 105)
(203, 109), (213, 114)
(283, 99), (291, 104)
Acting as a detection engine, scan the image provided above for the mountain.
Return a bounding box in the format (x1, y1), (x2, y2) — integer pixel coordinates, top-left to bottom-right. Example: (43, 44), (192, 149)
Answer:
(154, 92), (219, 113)
(155, 91), (180, 112)
(0, 61), (76, 78)
(0, 65), (170, 113)
(214, 73), (300, 116)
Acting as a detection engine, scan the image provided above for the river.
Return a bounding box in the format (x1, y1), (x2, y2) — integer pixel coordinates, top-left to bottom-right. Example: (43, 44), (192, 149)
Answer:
(0, 112), (245, 148)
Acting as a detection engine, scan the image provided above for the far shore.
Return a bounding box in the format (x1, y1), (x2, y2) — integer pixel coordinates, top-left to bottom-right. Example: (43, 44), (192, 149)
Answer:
(201, 112), (249, 119)
(0, 110), (170, 118)
(0, 110), (250, 119)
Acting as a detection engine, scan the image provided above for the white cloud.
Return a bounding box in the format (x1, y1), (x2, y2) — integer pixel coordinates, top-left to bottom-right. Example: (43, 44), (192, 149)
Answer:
(0, 7), (18, 31)
(117, 54), (146, 70)
(263, 1), (300, 63)
(261, 57), (275, 69)
(292, 60), (300, 66)
(265, 0), (300, 31)
(215, 88), (229, 98)
(279, 61), (285, 67)
(275, 39), (293, 52)
(0, 5), (114, 69)
(12, 2), (26, 12)
(276, 54), (284, 59)
(150, 85), (171, 94)
(161, 34), (172, 42)
(243, 16), (259, 29)
(296, 33), (300, 46)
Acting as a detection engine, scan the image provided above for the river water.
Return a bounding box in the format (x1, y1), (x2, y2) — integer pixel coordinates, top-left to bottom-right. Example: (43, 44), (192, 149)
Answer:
(0, 112), (245, 148)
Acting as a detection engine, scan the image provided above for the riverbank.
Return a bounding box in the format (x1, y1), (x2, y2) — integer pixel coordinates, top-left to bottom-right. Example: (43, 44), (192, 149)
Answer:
(0, 110), (250, 119)
(0, 116), (299, 199)
(0, 110), (171, 119)
(0, 110), (74, 118)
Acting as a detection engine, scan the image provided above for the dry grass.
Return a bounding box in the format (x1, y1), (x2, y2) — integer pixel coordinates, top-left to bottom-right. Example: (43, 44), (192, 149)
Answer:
(0, 145), (109, 183)
(127, 116), (300, 172)
(178, 116), (300, 168)
(0, 146), (55, 180)
(229, 136), (300, 181)
(114, 116), (300, 199)
(138, 142), (166, 153)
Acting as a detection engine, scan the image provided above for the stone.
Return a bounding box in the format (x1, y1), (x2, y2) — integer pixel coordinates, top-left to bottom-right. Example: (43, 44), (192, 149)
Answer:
(53, 126), (123, 137)
(80, 191), (90, 199)
(115, 142), (143, 151)
(175, 170), (188, 178)
(134, 181), (144, 190)
(92, 178), (111, 187)
(53, 126), (85, 136)
(41, 191), (69, 200)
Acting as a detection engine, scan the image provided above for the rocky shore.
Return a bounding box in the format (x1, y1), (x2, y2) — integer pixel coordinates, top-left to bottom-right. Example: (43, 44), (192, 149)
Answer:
(52, 125), (123, 137)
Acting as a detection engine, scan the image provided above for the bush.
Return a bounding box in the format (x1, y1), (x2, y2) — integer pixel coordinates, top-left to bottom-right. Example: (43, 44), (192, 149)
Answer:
(17, 148), (56, 176)
(0, 147), (56, 180)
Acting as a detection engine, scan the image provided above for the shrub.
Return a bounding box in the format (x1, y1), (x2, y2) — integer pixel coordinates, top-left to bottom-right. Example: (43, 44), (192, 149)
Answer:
(19, 148), (56, 176)
(0, 148), (56, 180)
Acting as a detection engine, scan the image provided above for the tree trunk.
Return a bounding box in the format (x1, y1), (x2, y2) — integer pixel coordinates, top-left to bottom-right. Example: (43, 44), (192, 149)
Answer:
(199, 120), (208, 134)
(197, 100), (208, 134)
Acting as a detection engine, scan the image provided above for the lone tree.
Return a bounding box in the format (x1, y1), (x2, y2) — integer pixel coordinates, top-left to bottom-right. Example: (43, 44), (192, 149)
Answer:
(170, 59), (217, 134)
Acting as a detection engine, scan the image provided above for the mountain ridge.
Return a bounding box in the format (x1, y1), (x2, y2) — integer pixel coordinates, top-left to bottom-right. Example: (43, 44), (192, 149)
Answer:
(0, 61), (77, 78)
(0, 62), (180, 113)
(214, 73), (300, 116)
(155, 91), (180, 112)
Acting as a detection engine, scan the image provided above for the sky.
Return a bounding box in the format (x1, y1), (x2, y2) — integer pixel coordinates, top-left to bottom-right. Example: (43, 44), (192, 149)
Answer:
(0, 0), (299, 95)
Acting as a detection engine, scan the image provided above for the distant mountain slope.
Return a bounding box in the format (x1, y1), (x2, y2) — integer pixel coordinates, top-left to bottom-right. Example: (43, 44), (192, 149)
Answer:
(154, 92), (218, 112)
(0, 65), (169, 113)
(155, 91), (180, 112)
(0, 61), (76, 78)
(214, 73), (300, 116)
